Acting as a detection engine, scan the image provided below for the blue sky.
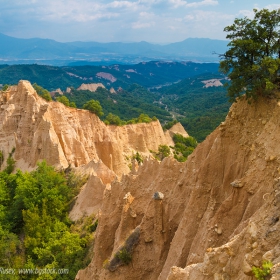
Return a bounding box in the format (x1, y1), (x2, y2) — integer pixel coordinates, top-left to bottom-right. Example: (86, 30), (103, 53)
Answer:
(0, 0), (280, 43)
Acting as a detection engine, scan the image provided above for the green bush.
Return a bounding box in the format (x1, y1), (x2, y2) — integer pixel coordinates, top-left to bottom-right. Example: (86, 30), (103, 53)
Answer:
(137, 113), (152, 123)
(252, 261), (273, 280)
(33, 83), (52, 101)
(172, 134), (197, 162)
(1, 84), (9, 91)
(4, 148), (16, 174)
(163, 119), (178, 130)
(83, 99), (104, 117)
(69, 101), (77, 108)
(0, 151), (4, 167)
(132, 152), (143, 164)
(89, 219), (98, 233)
(57, 95), (70, 106)
(157, 145), (171, 160)
(0, 161), (93, 279)
(116, 248), (132, 265)
(105, 113), (122, 125)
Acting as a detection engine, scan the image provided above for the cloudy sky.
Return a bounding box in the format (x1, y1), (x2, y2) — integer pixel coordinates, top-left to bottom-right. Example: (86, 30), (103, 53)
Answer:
(0, 0), (280, 43)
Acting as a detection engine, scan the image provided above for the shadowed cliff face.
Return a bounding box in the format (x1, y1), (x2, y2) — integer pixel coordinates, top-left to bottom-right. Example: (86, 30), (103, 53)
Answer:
(76, 97), (280, 280)
(0, 80), (172, 176)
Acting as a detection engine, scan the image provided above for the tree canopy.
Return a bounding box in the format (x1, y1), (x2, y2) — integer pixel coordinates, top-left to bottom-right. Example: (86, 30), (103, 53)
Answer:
(33, 83), (52, 101)
(0, 161), (92, 279)
(83, 99), (104, 117)
(220, 8), (280, 102)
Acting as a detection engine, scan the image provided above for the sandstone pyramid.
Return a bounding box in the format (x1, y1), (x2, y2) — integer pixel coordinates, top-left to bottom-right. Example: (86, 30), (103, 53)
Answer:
(0, 81), (174, 177)
(76, 96), (280, 279)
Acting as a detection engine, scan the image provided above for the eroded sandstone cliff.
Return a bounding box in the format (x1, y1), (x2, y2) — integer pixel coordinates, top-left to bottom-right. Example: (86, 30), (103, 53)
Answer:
(0, 80), (172, 177)
(76, 96), (280, 280)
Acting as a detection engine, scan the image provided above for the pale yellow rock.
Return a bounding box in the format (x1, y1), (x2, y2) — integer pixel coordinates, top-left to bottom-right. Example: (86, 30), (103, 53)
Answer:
(0, 81), (174, 177)
(76, 96), (280, 280)
(77, 83), (105, 92)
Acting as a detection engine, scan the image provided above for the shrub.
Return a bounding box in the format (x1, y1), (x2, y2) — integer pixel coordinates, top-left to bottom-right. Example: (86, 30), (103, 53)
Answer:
(4, 148), (16, 174)
(0, 151), (4, 167)
(83, 100), (104, 117)
(132, 152), (143, 164)
(105, 113), (122, 125)
(116, 248), (132, 265)
(172, 134), (197, 162)
(2, 84), (9, 91)
(252, 261), (273, 280)
(57, 95), (70, 106)
(157, 145), (171, 160)
(163, 119), (178, 130)
(69, 101), (77, 108)
(33, 83), (52, 101)
(89, 219), (98, 233)
(107, 226), (140, 271)
(137, 113), (152, 123)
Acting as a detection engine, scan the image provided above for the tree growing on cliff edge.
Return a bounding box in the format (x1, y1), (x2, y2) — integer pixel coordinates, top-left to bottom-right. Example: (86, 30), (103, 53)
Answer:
(33, 83), (52, 101)
(220, 8), (280, 102)
(83, 99), (104, 117)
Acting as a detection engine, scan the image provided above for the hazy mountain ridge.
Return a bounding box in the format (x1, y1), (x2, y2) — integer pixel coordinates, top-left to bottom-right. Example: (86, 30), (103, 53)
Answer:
(0, 62), (220, 90)
(0, 33), (228, 65)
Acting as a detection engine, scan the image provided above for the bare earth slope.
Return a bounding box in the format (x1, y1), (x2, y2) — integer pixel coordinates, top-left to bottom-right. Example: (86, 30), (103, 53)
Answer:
(76, 96), (280, 279)
(0, 80), (171, 177)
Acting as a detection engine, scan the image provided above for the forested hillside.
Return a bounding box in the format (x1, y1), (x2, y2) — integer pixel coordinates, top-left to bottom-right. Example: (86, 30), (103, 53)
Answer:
(0, 62), (219, 91)
(63, 84), (172, 123)
(0, 161), (94, 279)
(156, 73), (230, 141)
(0, 62), (229, 141)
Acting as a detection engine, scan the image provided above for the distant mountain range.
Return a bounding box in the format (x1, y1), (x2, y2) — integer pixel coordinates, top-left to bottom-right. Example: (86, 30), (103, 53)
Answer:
(0, 61), (220, 90)
(0, 33), (228, 65)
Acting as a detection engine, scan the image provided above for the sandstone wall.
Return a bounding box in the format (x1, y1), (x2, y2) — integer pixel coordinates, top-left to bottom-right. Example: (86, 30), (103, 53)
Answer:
(0, 81), (172, 176)
(76, 96), (280, 279)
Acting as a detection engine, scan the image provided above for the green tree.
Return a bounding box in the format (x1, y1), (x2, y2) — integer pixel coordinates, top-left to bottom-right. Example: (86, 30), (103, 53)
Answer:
(0, 150), (4, 167)
(33, 83), (52, 101)
(132, 152), (143, 164)
(252, 260), (273, 280)
(2, 84), (9, 91)
(69, 101), (77, 108)
(137, 113), (152, 123)
(105, 113), (122, 125)
(83, 100), (104, 117)
(220, 8), (280, 102)
(57, 96), (70, 107)
(157, 145), (171, 161)
(163, 119), (178, 130)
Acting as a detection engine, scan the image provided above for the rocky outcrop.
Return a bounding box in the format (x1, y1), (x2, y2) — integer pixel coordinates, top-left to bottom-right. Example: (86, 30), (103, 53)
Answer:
(76, 96), (280, 279)
(77, 83), (105, 92)
(164, 122), (189, 144)
(0, 81), (172, 177)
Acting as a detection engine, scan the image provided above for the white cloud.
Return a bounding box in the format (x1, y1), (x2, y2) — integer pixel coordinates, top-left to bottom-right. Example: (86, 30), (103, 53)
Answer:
(106, 1), (138, 9)
(238, 9), (255, 18)
(139, 12), (155, 18)
(169, 0), (187, 8)
(185, 0), (218, 8)
(169, 0), (218, 9)
(132, 21), (155, 29)
(184, 10), (232, 22)
(265, 4), (280, 10)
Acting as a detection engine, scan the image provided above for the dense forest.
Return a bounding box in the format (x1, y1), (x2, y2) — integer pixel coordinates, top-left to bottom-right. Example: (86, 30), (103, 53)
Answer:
(0, 62), (230, 141)
(0, 159), (95, 279)
(0, 62), (220, 91)
(62, 84), (172, 123)
(156, 73), (230, 141)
